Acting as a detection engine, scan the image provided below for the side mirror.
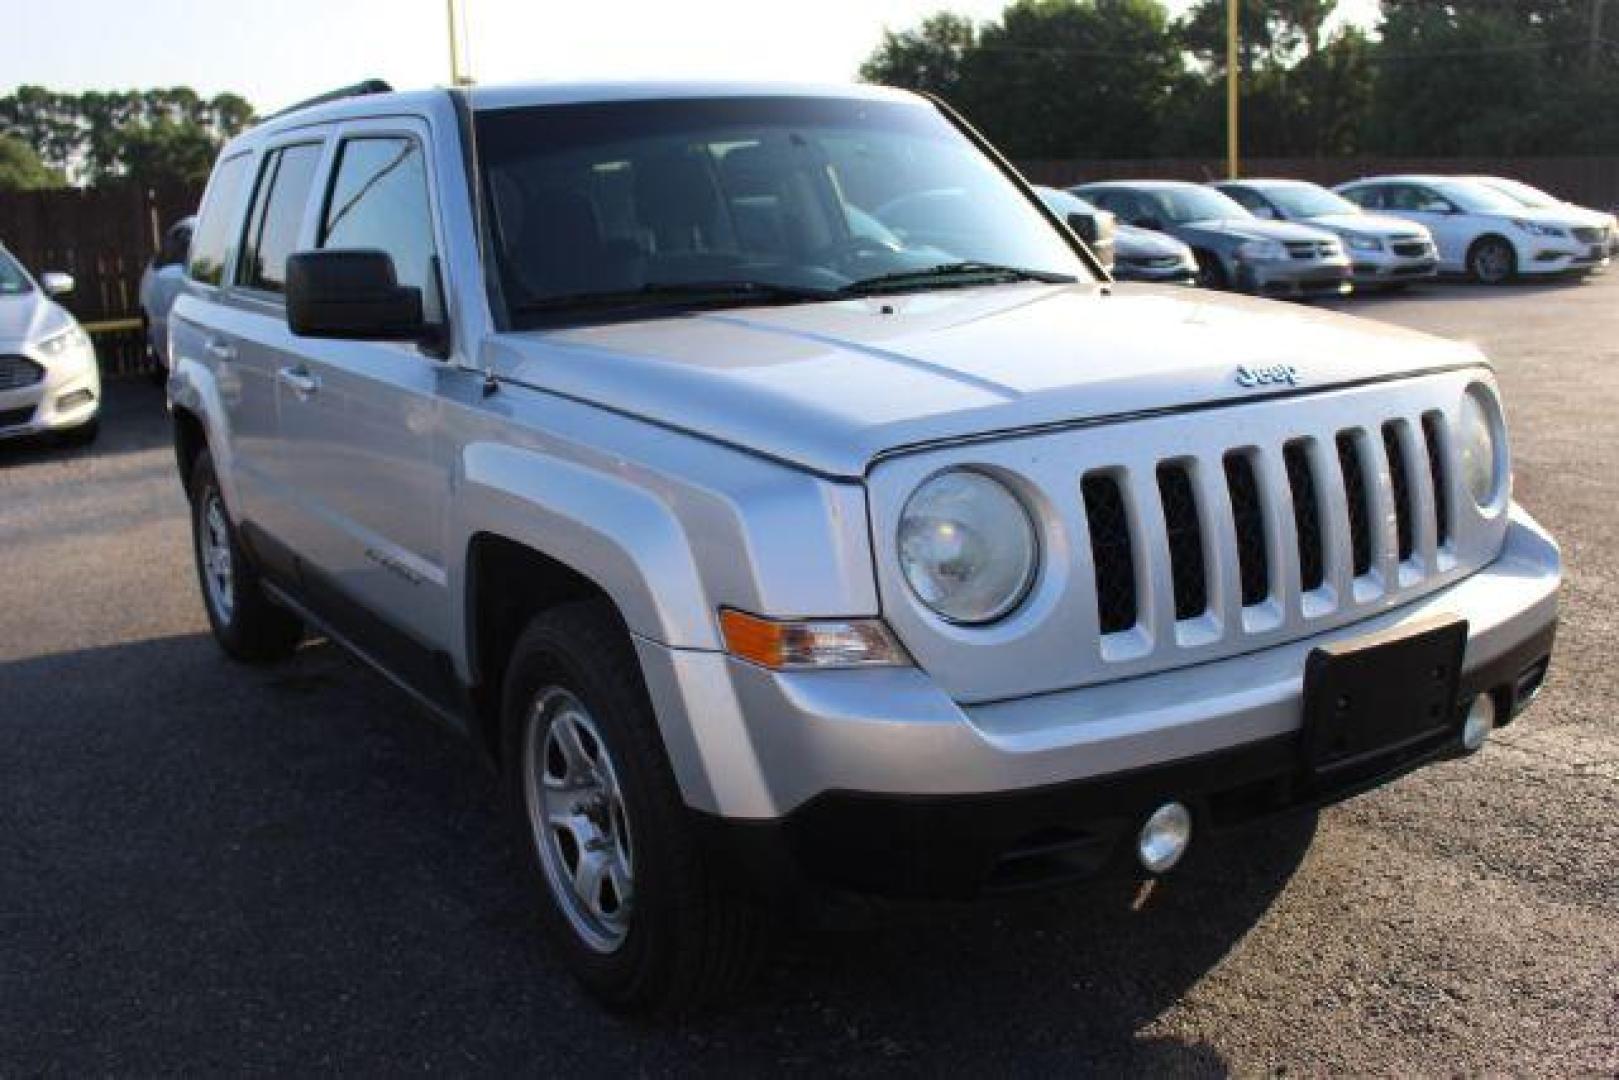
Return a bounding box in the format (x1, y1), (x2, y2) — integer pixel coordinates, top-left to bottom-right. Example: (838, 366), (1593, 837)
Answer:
(286, 250), (426, 343)
(1066, 212), (1099, 243)
(40, 272), (74, 297)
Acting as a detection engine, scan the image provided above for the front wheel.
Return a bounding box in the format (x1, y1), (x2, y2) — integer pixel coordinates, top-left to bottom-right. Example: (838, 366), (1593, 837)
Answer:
(502, 600), (766, 1014)
(1194, 250), (1230, 290)
(1468, 236), (1517, 284)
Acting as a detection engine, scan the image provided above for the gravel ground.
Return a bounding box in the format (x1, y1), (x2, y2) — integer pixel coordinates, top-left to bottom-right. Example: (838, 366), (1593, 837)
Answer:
(2, 275), (1615, 1074)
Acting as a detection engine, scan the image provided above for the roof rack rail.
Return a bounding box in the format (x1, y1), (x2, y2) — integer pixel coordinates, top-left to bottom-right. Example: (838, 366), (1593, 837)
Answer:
(268, 79), (394, 120)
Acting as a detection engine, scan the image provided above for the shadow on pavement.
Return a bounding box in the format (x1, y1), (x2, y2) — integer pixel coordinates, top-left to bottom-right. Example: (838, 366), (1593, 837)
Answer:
(1, 627), (1315, 1073)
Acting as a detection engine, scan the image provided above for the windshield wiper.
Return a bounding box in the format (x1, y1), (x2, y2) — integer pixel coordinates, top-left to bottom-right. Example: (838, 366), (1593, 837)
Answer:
(511, 279), (839, 316)
(840, 261), (1077, 295)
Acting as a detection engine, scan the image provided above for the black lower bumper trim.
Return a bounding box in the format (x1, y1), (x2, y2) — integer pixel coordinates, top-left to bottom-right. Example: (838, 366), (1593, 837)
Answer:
(697, 617), (1557, 901)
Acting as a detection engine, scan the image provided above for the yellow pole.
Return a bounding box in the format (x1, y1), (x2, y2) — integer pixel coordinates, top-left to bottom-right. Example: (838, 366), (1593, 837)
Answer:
(1226, 0), (1239, 179)
(447, 0), (468, 86)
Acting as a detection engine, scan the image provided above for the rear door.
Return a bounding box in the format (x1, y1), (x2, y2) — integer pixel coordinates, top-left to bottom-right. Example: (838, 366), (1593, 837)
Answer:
(1387, 184), (1467, 270)
(272, 118), (457, 654)
(220, 137), (329, 562)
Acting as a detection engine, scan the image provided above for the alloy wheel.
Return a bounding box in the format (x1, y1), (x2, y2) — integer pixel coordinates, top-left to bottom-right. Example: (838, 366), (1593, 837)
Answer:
(199, 491), (235, 623)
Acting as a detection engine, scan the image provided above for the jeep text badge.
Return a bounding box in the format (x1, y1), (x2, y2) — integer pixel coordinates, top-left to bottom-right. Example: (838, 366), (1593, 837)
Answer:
(1235, 363), (1301, 388)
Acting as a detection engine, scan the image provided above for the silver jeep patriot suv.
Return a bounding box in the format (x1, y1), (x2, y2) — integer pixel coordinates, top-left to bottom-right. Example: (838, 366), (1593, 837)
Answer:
(169, 80), (1561, 1012)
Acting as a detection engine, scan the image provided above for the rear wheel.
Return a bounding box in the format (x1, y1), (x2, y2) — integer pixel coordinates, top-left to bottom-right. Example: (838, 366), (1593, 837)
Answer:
(1467, 236), (1517, 284)
(189, 450), (302, 662)
(502, 600), (766, 1014)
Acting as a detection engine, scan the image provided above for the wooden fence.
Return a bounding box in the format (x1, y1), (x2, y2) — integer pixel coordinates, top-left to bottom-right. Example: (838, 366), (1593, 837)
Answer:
(1, 155), (1616, 379)
(0, 183), (202, 375)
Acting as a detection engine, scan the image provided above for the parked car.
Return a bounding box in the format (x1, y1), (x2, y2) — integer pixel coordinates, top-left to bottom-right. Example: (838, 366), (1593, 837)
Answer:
(1212, 178), (1437, 290)
(170, 80), (1560, 1013)
(0, 242), (100, 445)
(1463, 176), (1617, 258)
(1073, 180), (1351, 297)
(1034, 186), (1116, 272)
(1109, 222), (1200, 285)
(1333, 175), (1608, 283)
(138, 215), (195, 372)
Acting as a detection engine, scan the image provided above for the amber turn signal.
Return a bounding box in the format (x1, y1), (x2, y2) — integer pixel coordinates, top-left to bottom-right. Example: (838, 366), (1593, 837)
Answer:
(718, 609), (909, 670)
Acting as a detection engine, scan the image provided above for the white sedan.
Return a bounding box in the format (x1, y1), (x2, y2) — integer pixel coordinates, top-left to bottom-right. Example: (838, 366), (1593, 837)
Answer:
(1334, 174), (1609, 283)
(1464, 176), (1616, 258)
(0, 243), (100, 444)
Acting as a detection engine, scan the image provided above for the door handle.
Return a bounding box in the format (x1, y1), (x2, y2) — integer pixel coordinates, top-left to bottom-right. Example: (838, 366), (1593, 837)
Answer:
(277, 365), (321, 399)
(204, 338), (237, 362)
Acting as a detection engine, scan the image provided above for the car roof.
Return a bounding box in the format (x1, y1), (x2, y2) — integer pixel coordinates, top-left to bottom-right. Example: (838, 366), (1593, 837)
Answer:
(1340, 175), (1457, 186)
(1075, 179), (1203, 190)
(1215, 178), (1322, 189)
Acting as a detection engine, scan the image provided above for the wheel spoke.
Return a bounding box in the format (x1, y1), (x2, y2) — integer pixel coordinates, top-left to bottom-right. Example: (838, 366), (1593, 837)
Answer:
(573, 847), (611, 917)
(551, 713), (595, 780)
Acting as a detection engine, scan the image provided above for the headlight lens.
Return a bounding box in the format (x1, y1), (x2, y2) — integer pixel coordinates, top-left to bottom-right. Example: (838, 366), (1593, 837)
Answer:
(1512, 218), (1565, 238)
(1237, 239), (1286, 262)
(1345, 234), (1383, 252)
(1456, 387), (1502, 506)
(37, 325), (90, 358)
(898, 470), (1038, 624)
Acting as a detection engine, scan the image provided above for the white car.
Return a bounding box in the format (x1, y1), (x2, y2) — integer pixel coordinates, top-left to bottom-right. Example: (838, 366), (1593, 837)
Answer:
(138, 215), (195, 372)
(0, 243), (101, 445)
(1334, 175), (1608, 283)
(1464, 176), (1616, 259)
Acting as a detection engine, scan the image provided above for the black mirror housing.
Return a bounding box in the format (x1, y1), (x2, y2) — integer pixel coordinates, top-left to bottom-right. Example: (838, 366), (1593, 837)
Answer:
(1066, 212), (1099, 242)
(286, 250), (426, 342)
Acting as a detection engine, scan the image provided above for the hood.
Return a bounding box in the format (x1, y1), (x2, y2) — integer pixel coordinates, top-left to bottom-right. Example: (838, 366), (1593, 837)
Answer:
(0, 290), (67, 347)
(488, 284), (1485, 479)
(1304, 213), (1428, 240)
(1176, 217), (1334, 245)
(1114, 225), (1191, 259)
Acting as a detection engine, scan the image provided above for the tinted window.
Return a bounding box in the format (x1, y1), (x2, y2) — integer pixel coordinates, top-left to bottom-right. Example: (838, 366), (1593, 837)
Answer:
(320, 137), (441, 321)
(1340, 185), (1381, 209)
(1222, 186), (1267, 212)
(475, 97), (1091, 326)
(187, 154), (251, 285)
(238, 143), (323, 294)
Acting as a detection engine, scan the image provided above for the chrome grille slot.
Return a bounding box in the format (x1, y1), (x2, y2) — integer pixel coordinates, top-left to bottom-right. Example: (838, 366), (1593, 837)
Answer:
(0, 355), (44, 391)
(1383, 422), (1415, 561)
(1336, 430), (1374, 577)
(1283, 440), (1326, 592)
(1421, 411), (1451, 547)
(1223, 450), (1270, 606)
(1082, 472), (1137, 634)
(1156, 462), (1208, 621)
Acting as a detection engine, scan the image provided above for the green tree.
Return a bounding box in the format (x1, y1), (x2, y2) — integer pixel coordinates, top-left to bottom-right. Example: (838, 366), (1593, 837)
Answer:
(859, 12), (978, 99)
(0, 133), (66, 190)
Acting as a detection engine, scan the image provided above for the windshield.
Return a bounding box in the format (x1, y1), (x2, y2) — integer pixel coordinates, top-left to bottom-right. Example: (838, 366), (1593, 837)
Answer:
(474, 96), (1091, 325)
(1263, 184), (1360, 218)
(1476, 177), (1557, 208)
(1151, 186), (1252, 224)
(0, 248), (33, 296)
(1438, 181), (1532, 215)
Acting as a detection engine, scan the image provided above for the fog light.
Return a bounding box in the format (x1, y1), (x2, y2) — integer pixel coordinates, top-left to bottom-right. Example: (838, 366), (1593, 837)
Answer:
(1137, 801), (1192, 874)
(1462, 693), (1496, 752)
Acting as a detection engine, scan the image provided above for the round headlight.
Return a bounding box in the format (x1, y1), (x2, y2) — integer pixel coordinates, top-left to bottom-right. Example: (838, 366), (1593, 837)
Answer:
(898, 470), (1038, 625)
(1456, 387), (1501, 506)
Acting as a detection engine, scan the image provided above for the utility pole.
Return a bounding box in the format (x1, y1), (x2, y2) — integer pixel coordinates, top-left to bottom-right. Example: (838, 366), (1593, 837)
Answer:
(447, 0), (473, 87)
(1226, 0), (1240, 180)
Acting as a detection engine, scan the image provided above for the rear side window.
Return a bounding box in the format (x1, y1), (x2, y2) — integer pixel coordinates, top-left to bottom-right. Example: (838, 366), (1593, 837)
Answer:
(187, 154), (251, 285)
(319, 136), (441, 321)
(238, 143), (323, 295)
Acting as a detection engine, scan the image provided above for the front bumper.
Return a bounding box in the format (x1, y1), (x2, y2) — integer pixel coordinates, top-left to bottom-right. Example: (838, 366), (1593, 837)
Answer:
(0, 339), (101, 440)
(1517, 236), (1611, 275)
(1112, 259), (1199, 285)
(651, 507), (1559, 896)
(1239, 257), (1354, 297)
(1348, 245), (1438, 286)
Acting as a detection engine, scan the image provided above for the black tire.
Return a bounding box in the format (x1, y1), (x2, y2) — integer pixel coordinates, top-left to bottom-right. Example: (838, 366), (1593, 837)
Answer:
(1467, 236), (1517, 284)
(501, 599), (766, 1014)
(1194, 249), (1229, 290)
(189, 450), (302, 662)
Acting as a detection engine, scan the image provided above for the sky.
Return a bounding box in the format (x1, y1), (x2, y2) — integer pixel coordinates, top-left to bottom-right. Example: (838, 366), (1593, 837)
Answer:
(2, 0), (1381, 114)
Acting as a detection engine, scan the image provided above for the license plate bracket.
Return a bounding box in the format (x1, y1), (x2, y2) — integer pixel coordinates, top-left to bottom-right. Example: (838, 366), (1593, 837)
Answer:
(1301, 615), (1468, 777)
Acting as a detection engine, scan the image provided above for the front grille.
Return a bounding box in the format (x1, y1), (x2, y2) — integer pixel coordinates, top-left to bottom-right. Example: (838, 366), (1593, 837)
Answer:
(0, 355), (44, 391)
(0, 404), (36, 429)
(1391, 241), (1429, 258)
(1080, 414), (1455, 638)
(1572, 226), (1604, 245)
(1286, 240), (1341, 260)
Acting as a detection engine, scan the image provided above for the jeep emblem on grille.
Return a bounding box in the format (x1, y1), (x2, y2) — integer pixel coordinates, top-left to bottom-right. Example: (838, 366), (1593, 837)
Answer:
(1235, 363), (1300, 388)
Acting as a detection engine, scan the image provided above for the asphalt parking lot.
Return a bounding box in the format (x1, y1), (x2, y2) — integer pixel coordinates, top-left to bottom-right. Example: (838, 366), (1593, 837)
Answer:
(3, 275), (1616, 1073)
